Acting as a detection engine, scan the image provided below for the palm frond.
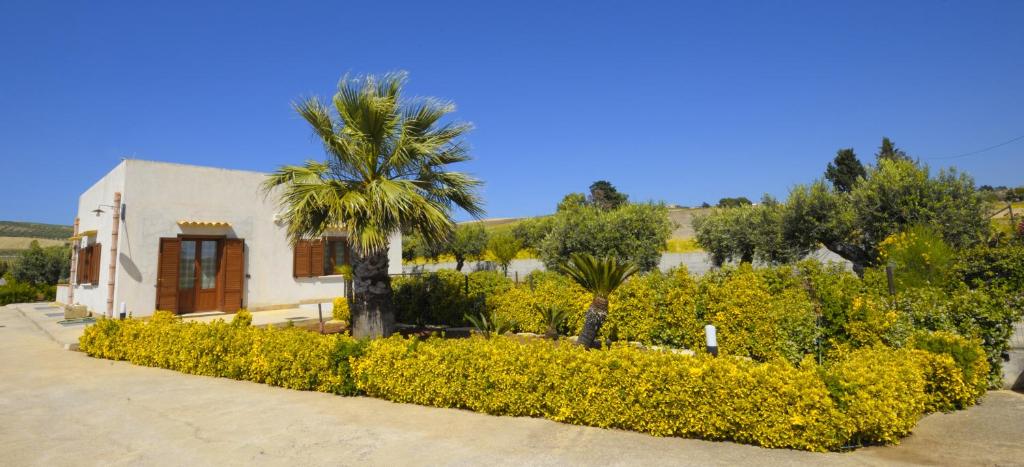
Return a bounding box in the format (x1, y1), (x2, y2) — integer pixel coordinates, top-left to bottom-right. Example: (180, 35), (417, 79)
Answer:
(263, 72), (485, 254)
(558, 253), (639, 298)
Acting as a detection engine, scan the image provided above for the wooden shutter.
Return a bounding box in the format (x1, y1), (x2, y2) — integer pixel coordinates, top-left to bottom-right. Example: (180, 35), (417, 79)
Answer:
(156, 238), (180, 312)
(293, 240), (311, 277)
(76, 247), (87, 284)
(310, 239), (324, 277)
(89, 244), (102, 285)
(222, 239), (245, 311)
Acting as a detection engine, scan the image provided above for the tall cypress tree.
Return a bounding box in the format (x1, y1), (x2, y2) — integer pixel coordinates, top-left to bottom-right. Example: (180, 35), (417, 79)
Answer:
(876, 137), (910, 162)
(824, 148), (867, 193)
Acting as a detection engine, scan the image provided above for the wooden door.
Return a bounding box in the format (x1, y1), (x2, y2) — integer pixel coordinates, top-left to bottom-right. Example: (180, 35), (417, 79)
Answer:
(177, 239), (198, 313)
(195, 239), (220, 311)
(156, 238), (180, 312)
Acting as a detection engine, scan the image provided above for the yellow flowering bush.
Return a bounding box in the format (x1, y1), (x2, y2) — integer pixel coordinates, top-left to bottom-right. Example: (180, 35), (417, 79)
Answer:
(605, 267), (701, 347)
(79, 310), (988, 451)
(822, 347), (927, 445)
(489, 271), (591, 334)
(352, 335), (850, 451)
(332, 297), (350, 322)
(697, 265), (817, 362)
(878, 225), (954, 289)
(910, 331), (989, 410)
(79, 313), (366, 394)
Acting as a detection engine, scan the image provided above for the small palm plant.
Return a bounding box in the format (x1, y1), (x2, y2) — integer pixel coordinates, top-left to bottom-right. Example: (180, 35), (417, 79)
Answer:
(559, 253), (638, 348)
(536, 304), (569, 340)
(465, 311), (515, 337)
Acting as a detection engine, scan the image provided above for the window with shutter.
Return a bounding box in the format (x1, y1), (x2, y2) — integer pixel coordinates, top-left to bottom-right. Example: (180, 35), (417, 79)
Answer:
(293, 239), (327, 278)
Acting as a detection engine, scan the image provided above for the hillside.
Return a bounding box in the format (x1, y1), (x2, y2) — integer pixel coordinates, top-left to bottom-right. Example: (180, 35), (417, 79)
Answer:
(0, 221), (73, 239)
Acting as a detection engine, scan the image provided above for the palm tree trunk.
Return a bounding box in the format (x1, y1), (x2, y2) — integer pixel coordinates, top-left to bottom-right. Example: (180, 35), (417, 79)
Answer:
(577, 296), (608, 349)
(351, 249), (395, 338)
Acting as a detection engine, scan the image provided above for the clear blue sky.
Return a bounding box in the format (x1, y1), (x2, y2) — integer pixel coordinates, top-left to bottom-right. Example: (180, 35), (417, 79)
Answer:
(2, 1), (1022, 225)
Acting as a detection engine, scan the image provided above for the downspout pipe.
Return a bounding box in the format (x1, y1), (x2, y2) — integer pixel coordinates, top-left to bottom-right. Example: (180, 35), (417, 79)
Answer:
(106, 192), (121, 318)
(68, 217), (79, 305)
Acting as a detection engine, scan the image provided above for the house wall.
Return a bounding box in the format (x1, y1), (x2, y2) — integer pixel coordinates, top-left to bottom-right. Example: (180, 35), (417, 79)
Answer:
(71, 161), (126, 315)
(101, 159), (401, 317)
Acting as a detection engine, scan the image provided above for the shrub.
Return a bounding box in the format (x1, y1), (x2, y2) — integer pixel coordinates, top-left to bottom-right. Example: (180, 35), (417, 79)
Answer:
(352, 336), (850, 451)
(0, 281), (49, 305)
(696, 265), (817, 362)
(79, 314), (366, 395)
(605, 267), (701, 348)
(490, 271), (590, 334)
(909, 331), (988, 411)
(12, 241), (70, 286)
(878, 225), (955, 289)
(232, 309), (252, 327)
(951, 243), (1024, 290)
(822, 347), (927, 445)
(332, 297), (350, 322)
(393, 270), (514, 326)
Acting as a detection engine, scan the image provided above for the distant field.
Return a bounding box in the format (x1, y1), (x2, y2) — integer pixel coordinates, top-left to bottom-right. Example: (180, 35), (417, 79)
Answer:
(0, 236), (68, 249)
(0, 221), (72, 239)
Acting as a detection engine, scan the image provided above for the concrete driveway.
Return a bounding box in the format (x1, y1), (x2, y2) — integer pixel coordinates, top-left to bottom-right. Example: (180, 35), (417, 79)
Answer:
(2, 304), (1023, 466)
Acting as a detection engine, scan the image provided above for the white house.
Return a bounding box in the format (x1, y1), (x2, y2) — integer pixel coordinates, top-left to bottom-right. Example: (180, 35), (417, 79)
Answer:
(61, 159), (402, 317)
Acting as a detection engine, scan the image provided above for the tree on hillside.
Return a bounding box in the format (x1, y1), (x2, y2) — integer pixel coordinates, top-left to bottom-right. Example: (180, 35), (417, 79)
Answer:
(539, 202), (672, 272)
(876, 136), (910, 162)
(487, 232), (521, 275)
(782, 158), (987, 275)
(717, 197), (752, 208)
(588, 180), (628, 210)
(446, 224), (488, 271)
(263, 72), (483, 338)
(693, 195), (801, 267)
(824, 148), (866, 193)
(12, 241), (69, 285)
(557, 193), (587, 212)
(693, 158), (988, 275)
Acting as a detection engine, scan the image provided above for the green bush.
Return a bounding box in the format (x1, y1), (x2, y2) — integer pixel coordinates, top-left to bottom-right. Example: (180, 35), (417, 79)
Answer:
(79, 312), (366, 394)
(538, 202), (672, 272)
(393, 270), (514, 326)
(352, 336), (850, 451)
(0, 281), (52, 305)
(878, 225), (955, 289)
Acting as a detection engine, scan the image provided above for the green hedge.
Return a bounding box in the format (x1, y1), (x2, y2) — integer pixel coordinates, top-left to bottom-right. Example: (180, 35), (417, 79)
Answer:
(0, 281), (54, 305)
(79, 312), (366, 394)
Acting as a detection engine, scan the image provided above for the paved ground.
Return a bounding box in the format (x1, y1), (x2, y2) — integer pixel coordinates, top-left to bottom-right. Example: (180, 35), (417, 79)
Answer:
(2, 304), (1023, 466)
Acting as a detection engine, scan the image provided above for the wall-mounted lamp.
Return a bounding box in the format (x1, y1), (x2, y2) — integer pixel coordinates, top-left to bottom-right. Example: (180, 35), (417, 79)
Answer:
(92, 203), (126, 220)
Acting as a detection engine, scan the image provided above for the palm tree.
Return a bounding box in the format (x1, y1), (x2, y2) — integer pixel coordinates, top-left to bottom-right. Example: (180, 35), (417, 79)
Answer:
(263, 72), (483, 338)
(559, 253), (638, 348)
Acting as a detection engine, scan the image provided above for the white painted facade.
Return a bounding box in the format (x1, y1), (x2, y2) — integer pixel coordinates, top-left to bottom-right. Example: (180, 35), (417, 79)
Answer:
(69, 159), (402, 317)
